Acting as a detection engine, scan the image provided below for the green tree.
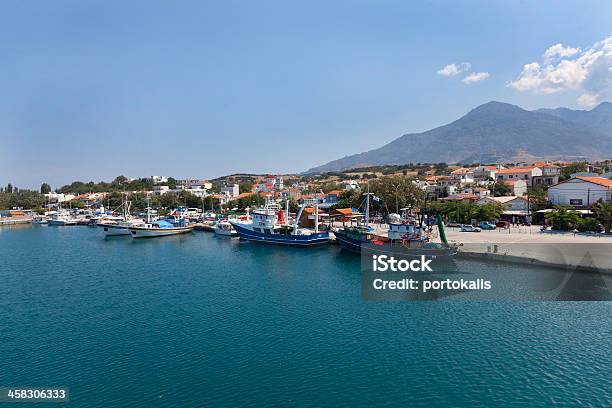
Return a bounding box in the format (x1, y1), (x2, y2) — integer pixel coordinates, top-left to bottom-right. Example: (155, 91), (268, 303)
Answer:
(592, 200), (612, 233)
(545, 206), (580, 230)
(527, 186), (548, 211)
(492, 181), (511, 196)
(167, 177), (177, 189)
(40, 183), (51, 194)
(369, 176), (425, 214)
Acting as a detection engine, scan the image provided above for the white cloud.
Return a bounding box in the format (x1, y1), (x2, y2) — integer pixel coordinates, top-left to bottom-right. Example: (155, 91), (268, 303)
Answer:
(437, 62), (471, 76)
(544, 43), (580, 62)
(462, 72), (490, 84)
(508, 36), (612, 106)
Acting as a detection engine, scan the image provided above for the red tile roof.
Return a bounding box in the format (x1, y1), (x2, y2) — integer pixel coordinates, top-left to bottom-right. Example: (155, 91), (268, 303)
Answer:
(575, 176), (612, 187)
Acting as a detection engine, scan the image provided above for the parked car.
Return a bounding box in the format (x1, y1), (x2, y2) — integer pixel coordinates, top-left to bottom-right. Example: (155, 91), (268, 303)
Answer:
(446, 221), (461, 227)
(460, 224), (482, 232)
(478, 221), (496, 230)
(495, 221), (510, 229)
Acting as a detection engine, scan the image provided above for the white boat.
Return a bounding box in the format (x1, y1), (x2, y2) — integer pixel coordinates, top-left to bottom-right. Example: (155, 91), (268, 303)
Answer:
(47, 210), (77, 226)
(128, 198), (193, 238)
(100, 218), (146, 236)
(98, 196), (145, 237)
(214, 220), (237, 236)
(32, 215), (47, 224)
(129, 220), (194, 238)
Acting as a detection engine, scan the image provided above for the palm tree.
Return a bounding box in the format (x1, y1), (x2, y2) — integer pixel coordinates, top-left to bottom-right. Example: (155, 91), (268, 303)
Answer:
(545, 206), (580, 231)
(592, 200), (612, 233)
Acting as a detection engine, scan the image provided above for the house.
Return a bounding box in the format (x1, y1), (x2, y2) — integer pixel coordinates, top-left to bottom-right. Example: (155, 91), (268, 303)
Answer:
(324, 190), (343, 205)
(220, 184), (239, 198)
(150, 176), (169, 184)
(343, 180), (360, 190)
(496, 166), (542, 186)
(473, 165), (502, 180)
(548, 176), (612, 207)
(153, 185), (170, 195)
(439, 193), (480, 203)
(450, 167), (475, 184)
(480, 195), (531, 223)
(501, 179), (527, 196)
(459, 187), (490, 198)
(177, 179), (212, 190)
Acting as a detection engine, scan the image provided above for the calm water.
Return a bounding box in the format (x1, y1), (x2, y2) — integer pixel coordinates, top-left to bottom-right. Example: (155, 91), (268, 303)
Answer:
(0, 226), (610, 407)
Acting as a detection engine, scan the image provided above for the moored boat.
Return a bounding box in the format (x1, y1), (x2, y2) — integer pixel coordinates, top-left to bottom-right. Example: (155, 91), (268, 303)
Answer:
(214, 220), (237, 236)
(47, 210), (77, 226)
(128, 220), (194, 238)
(230, 201), (329, 247)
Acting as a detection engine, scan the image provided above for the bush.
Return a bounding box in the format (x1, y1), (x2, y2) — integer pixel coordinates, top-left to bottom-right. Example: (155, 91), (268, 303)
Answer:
(576, 217), (601, 232)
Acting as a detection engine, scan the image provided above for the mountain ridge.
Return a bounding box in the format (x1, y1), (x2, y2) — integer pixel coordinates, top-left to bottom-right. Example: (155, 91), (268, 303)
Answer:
(305, 101), (612, 174)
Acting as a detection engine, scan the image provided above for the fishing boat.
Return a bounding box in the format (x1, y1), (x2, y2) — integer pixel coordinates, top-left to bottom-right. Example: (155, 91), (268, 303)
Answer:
(128, 198), (193, 238)
(334, 190), (458, 259)
(129, 219), (194, 238)
(230, 201), (329, 247)
(214, 220), (237, 236)
(97, 195), (145, 237)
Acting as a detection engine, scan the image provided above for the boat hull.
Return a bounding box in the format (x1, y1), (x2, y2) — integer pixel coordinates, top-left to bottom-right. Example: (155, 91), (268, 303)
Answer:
(232, 223), (329, 247)
(48, 220), (77, 226)
(128, 226), (194, 239)
(98, 223), (131, 237)
(335, 231), (458, 259)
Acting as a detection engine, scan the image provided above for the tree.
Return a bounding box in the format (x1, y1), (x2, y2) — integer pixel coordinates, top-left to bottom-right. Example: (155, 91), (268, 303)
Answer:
(476, 202), (504, 221)
(561, 162), (588, 180)
(592, 200), (612, 233)
(40, 183), (51, 194)
(167, 177), (177, 189)
(545, 206), (580, 231)
(527, 186), (548, 211)
(492, 181), (511, 196)
(6, 183), (13, 193)
(369, 176), (425, 214)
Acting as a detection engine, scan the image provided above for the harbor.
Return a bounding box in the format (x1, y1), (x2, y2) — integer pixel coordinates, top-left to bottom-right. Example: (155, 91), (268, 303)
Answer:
(1, 224), (610, 407)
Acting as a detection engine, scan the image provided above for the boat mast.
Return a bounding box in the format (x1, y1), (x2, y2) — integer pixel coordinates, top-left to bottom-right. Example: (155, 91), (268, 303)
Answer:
(364, 183), (372, 228)
(146, 196), (151, 223)
(285, 200), (289, 226)
(314, 200), (319, 233)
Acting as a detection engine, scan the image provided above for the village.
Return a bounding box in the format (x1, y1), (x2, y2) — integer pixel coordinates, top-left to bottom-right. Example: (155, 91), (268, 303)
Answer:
(2, 160), (612, 231)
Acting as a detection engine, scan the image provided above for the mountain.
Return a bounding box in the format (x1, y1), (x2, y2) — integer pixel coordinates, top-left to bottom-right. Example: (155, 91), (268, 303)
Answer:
(305, 101), (612, 173)
(537, 102), (612, 135)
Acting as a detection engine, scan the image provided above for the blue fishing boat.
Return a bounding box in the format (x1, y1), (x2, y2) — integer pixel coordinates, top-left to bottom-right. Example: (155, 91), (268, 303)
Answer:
(230, 201), (329, 247)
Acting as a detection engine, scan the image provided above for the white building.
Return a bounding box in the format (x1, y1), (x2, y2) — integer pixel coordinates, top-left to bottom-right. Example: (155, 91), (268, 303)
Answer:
(221, 184), (239, 198)
(496, 166), (542, 186)
(153, 185), (170, 195)
(548, 176), (612, 207)
(450, 168), (475, 184)
(150, 176), (169, 184)
(343, 180), (360, 190)
(473, 165), (502, 180)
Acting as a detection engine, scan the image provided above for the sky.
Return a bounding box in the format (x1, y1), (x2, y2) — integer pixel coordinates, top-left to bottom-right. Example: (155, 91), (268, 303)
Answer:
(1, 0), (611, 189)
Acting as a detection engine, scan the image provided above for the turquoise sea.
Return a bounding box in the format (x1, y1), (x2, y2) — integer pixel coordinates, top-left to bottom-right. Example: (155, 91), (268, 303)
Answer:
(1, 226), (610, 407)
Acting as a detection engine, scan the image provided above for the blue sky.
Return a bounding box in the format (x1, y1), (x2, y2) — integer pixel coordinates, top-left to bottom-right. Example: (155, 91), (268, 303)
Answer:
(1, 0), (611, 189)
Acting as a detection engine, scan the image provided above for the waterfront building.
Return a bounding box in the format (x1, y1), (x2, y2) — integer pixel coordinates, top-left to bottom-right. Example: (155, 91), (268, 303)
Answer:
(548, 176), (612, 207)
